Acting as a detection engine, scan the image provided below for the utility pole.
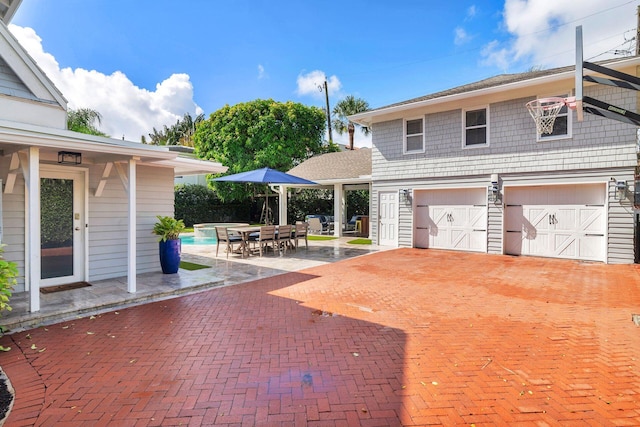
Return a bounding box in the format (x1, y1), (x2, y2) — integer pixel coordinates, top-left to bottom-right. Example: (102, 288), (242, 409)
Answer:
(323, 80), (333, 143)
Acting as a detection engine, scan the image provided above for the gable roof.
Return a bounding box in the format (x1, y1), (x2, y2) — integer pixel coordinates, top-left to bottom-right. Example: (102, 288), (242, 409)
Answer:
(350, 56), (640, 127)
(0, 0), (21, 24)
(0, 18), (67, 107)
(287, 148), (371, 184)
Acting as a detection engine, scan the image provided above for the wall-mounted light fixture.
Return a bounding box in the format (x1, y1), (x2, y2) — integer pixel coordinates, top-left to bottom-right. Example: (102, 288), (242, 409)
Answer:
(399, 188), (412, 203)
(58, 151), (82, 165)
(488, 173), (501, 203)
(615, 180), (627, 201)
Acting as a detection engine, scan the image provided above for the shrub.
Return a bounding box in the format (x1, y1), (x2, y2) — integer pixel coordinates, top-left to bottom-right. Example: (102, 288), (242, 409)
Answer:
(0, 245), (17, 317)
(174, 184), (251, 226)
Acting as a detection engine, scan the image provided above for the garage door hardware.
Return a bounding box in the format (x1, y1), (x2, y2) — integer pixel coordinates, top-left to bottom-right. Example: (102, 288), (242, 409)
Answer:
(548, 214), (558, 224)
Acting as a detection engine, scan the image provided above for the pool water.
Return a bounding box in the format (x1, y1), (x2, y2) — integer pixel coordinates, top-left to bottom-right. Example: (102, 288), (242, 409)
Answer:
(180, 236), (218, 245)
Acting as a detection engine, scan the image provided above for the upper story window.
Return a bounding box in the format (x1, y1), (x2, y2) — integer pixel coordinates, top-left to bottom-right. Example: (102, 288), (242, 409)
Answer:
(463, 107), (489, 147)
(536, 94), (572, 141)
(404, 117), (424, 154)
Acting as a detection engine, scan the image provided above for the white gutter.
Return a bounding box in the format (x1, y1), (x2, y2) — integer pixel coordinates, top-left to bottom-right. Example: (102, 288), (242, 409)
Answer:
(0, 119), (177, 160)
(155, 157), (228, 176)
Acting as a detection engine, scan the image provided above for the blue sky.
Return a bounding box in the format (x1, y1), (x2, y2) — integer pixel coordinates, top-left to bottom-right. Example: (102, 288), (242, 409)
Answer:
(9, 0), (638, 147)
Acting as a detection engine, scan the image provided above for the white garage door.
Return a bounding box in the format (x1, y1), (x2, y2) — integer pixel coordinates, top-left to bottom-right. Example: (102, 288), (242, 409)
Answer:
(414, 188), (487, 252)
(504, 184), (606, 262)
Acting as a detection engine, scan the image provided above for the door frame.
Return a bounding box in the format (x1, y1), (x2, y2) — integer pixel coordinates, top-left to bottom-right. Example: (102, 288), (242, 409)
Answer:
(40, 165), (89, 287)
(378, 191), (398, 246)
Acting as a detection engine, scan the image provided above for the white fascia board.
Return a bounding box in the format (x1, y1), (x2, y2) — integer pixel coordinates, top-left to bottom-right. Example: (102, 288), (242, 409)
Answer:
(1, 0), (22, 24)
(154, 157), (228, 176)
(349, 56), (640, 126)
(0, 119), (178, 160)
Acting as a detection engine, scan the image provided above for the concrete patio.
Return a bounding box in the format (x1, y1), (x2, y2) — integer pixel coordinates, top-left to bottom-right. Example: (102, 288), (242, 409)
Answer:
(1, 237), (381, 333)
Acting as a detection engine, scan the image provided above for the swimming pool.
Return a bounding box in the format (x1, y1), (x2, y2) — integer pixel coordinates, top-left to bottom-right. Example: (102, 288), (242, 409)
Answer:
(193, 222), (249, 238)
(180, 235), (218, 245)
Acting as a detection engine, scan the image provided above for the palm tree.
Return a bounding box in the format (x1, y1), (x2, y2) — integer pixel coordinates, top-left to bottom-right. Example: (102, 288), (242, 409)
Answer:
(332, 95), (370, 150)
(67, 108), (108, 137)
(146, 113), (205, 146)
(177, 113), (205, 147)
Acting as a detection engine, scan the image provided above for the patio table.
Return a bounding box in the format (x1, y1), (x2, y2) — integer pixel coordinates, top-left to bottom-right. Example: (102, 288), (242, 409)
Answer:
(226, 225), (262, 257)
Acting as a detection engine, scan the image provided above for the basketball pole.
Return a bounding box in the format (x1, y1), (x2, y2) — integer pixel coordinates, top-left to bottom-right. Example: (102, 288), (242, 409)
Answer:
(576, 26), (584, 122)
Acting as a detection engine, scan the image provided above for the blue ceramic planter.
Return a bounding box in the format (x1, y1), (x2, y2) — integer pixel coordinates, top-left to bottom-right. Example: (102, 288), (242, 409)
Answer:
(159, 239), (181, 274)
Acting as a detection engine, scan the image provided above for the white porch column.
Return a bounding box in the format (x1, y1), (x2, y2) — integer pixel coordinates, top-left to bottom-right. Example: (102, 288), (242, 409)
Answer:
(24, 147), (41, 312)
(277, 185), (288, 225)
(333, 183), (343, 237)
(127, 158), (137, 293)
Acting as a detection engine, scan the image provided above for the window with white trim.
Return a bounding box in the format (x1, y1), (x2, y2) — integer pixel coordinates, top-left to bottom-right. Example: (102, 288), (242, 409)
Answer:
(537, 94), (572, 141)
(404, 117), (424, 153)
(463, 107), (488, 147)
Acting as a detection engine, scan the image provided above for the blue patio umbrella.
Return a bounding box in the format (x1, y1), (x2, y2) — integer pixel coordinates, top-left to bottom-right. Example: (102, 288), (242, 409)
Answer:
(213, 167), (316, 223)
(212, 167), (316, 185)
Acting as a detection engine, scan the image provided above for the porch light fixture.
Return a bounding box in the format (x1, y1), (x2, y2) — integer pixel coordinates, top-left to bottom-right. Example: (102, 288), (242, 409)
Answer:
(399, 188), (412, 202)
(58, 151), (82, 165)
(488, 174), (501, 203)
(615, 180), (627, 201)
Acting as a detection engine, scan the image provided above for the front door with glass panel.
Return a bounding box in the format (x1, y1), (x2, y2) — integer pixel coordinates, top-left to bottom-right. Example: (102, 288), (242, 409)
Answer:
(40, 168), (85, 287)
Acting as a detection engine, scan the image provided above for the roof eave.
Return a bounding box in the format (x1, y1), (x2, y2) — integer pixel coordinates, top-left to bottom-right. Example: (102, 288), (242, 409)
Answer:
(349, 56), (640, 126)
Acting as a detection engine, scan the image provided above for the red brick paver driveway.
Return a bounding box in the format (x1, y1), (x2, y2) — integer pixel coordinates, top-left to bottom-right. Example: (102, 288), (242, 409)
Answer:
(2, 249), (640, 426)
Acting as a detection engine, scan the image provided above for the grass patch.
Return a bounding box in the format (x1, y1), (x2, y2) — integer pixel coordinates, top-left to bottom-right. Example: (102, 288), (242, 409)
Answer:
(347, 238), (372, 245)
(179, 261), (211, 271)
(307, 235), (338, 241)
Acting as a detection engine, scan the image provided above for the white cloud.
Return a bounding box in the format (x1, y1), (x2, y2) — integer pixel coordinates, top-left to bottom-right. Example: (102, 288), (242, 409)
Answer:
(296, 70), (342, 98)
(481, 0), (636, 70)
(454, 27), (471, 46)
(257, 64), (266, 79)
(8, 24), (202, 141)
(466, 5), (477, 20)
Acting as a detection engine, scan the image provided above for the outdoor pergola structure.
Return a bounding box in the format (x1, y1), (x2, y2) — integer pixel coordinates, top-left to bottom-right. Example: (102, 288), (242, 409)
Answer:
(277, 148), (372, 237)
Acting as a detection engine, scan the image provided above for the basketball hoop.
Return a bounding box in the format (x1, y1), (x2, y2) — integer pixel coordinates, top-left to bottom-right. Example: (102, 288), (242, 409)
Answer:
(526, 97), (569, 135)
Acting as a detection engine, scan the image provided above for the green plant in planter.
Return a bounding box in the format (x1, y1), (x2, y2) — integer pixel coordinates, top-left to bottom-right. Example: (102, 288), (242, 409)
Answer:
(0, 245), (18, 351)
(152, 215), (185, 241)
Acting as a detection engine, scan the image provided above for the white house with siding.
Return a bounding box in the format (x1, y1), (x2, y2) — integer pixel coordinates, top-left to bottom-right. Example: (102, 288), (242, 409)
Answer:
(0, 0), (226, 312)
(350, 57), (639, 264)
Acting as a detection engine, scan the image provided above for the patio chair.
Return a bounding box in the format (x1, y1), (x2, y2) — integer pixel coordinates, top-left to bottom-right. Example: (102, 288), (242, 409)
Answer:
(257, 225), (277, 256)
(276, 224), (293, 255)
(307, 217), (324, 235)
(215, 227), (242, 258)
(293, 222), (308, 250)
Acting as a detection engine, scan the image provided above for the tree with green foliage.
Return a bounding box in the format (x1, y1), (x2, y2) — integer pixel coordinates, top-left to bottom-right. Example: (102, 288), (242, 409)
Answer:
(67, 108), (108, 137)
(332, 95), (370, 149)
(194, 99), (339, 201)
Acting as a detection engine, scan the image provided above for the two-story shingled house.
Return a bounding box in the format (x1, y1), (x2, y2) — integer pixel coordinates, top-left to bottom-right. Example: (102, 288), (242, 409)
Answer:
(351, 57), (639, 264)
(0, 0), (226, 312)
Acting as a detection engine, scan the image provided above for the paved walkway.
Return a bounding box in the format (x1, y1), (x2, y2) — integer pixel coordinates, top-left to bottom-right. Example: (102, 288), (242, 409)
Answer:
(2, 249), (640, 425)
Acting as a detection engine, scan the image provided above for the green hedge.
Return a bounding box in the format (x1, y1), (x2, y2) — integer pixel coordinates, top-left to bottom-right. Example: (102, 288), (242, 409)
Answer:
(174, 184), (250, 226)
(175, 184), (369, 227)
